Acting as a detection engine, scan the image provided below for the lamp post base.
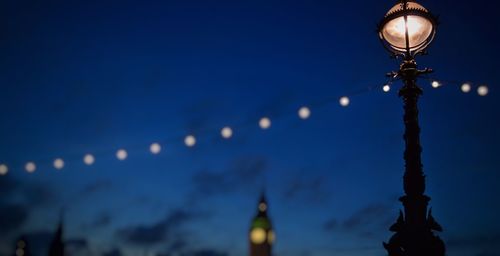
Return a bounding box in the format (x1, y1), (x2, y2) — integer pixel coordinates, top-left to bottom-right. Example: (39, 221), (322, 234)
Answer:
(383, 196), (445, 256)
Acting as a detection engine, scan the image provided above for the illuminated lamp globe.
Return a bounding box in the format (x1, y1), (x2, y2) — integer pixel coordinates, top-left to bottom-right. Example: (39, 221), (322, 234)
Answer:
(378, 0), (437, 57)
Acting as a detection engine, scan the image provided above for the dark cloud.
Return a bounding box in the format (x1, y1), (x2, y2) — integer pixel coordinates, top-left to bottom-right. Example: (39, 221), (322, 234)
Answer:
(183, 249), (228, 256)
(117, 209), (202, 246)
(69, 180), (113, 208)
(342, 204), (393, 230)
(165, 238), (188, 252)
(0, 176), (17, 196)
(21, 230), (53, 255)
(66, 238), (89, 252)
(0, 203), (29, 235)
(118, 221), (166, 245)
(447, 233), (500, 250)
(192, 171), (230, 196)
(0, 176), (55, 206)
(323, 203), (396, 239)
(102, 248), (123, 256)
(90, 212), (112, 228)
(475, 252), (498, 256)
(191, 156), (267, 199)
(283, 172), (330, 204)
(156, 249), (228, 256)
(182, 99), (221, 133)
(0, 176), (55, 236)
(254, 90), (297, 119)
(80, 180), (112, 195)
(23, 183), (56, 207)
(323, 219), (338, 231)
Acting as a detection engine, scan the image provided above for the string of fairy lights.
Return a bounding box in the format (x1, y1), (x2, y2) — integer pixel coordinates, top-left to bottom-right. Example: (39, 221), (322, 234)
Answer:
(0, 79), (490, 176)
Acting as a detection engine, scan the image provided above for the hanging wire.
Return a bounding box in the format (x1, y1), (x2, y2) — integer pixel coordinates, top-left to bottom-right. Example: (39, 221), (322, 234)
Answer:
(0, 77), (488, 175)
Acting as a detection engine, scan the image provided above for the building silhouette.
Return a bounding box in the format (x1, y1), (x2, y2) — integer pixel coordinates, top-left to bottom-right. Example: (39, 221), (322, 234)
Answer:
(249, 193), (275, 256)
(48, 214), (65, 256)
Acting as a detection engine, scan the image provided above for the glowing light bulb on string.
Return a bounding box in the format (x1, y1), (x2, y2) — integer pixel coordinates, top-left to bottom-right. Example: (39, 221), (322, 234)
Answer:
(185, 135), (196, 147)
(431, 81), (441, 88)
(150, 143), (161, 154)
(259, 117), (271, 129)
(0, 164), (8, 175)
(477, 85), (489, 96)
(221, 127), (233, 139)
(383, 84), (391, 92)
(116, 149), (128, 160)
(53, 158), (64, 170)
(84, 154), (95, 165)
(461, 83), (471, 93)
(339, 97), (350, 107)
(298, 106), (311, 120)
(25, 162), (36, 173)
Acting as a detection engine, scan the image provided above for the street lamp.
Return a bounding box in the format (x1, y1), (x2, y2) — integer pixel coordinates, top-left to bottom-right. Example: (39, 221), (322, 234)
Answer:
(378, 1), (446, 255)
(378, 0), (437, 58)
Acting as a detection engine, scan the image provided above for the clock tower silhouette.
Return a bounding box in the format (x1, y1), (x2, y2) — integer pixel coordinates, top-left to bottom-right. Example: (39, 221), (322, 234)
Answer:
(249, 193), (275, 256)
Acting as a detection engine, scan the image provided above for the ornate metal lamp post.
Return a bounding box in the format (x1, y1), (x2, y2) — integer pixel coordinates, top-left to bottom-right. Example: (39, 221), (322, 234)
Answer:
(377, 1), (445, 255)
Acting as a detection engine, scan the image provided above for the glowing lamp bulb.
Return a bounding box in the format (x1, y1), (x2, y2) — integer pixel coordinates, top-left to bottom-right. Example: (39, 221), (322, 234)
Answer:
(259, 117), (271, 129)
(379, 1), (436, 56)
(383, 85), (391, 92)
(477, 85), (489, 96)
(461, 83), (471, 93)
(221, 127), (233, 139)
(339, 96), (350, 107)
(25, 162), (36, 173)
(116, 149), (128, 160)
(84, 154), (95, 165)
(185, 135), (196, 147)
(150, 143), (161, 154)
(0, 164), (8, 175)
(298, 106), (311, 119)
(431, 81), (441, 88)
(53, 158), (64, 170)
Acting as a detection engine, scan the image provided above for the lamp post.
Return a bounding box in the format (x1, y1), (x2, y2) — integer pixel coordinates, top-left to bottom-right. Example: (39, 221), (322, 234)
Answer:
(377, 1), (445, 255)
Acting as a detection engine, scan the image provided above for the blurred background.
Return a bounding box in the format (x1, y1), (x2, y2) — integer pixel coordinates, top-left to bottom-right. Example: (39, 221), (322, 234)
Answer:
(0, 0), (499, 255)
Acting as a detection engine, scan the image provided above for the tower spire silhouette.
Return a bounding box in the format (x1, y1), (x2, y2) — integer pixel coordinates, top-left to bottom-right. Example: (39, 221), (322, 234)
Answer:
(48, 209), (65, 256)
(249, 192), (275, 256)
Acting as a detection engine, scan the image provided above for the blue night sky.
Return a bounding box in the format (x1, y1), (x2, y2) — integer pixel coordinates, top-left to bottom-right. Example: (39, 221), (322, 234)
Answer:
(0, 0), (499, 255)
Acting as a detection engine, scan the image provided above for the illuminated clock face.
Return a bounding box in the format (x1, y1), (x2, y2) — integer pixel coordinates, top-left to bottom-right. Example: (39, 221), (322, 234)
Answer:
(259, 202), (267, 212)
(250, 228), (267, 244)
(267, 230), (275, 244)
